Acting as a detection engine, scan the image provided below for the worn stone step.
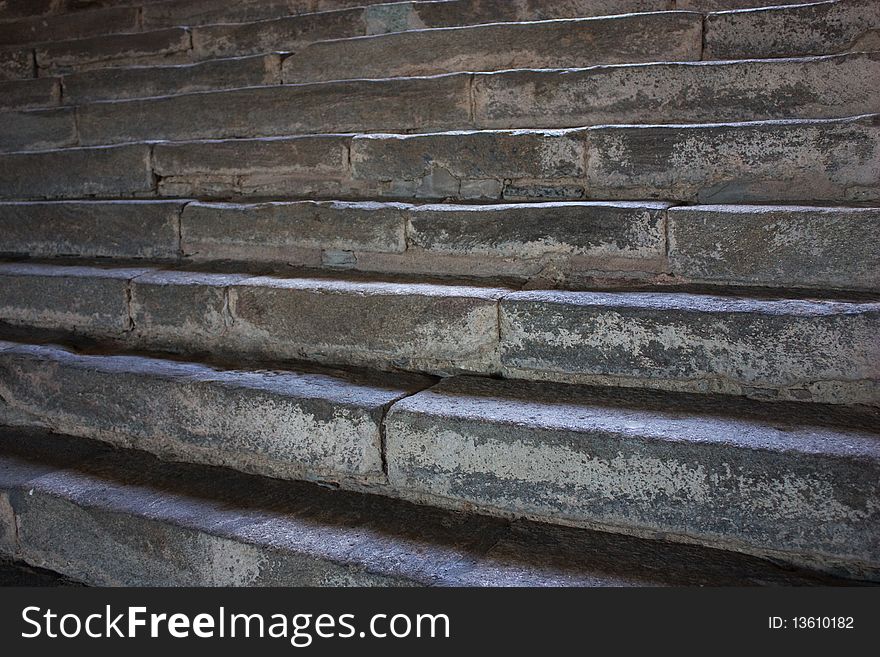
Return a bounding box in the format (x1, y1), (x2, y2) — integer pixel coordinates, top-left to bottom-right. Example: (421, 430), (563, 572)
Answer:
(385, 376), (880, 580)
(4, 201), (877, 293)
(10, 49), (880, 115)
(667, 205), (880, 291)
(499, 290), (880, 405)
(0, 76), (59, 110)
(63, 53), (283, 105)
(34, 27), (193, 75)
(0, 5), (140, 46)
(1, 115), (877, 203)
(0, 427), (847, 586)
(0, 199), (184, 260)
(282, 11), (703, 83)
(1, 52), (867, 147)
(27, 9), (705, 77)
(0, 263), (506, 375)
(0, 263), (876, 404)
(705, 0), (880, 60)
(0, 341), (432, 487)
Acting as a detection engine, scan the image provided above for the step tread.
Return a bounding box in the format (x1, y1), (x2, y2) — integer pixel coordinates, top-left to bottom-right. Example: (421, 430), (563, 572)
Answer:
(0, 426), (858, 586)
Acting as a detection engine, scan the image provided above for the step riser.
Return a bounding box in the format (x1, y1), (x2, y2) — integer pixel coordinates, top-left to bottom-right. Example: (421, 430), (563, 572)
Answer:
(4, 0), (871, 81)
(2, 116), (877, 204)
(386, 377), (880, 580)
(4, 53), (877, 147)
(283, 12), (703, 83)
(1, 264), (877, 405)
(705, 0), (880, 60)
(4, 201), (877, 293)
(1, 353), (877, 581)
(0, 342), (429, 486)
(63, 54), (283, 106)
(499, 292), (880, 405)
(0, 428), (847, 586)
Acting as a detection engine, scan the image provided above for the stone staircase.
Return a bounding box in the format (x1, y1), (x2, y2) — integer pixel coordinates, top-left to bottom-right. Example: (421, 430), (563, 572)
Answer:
(0, 0), (877, 586)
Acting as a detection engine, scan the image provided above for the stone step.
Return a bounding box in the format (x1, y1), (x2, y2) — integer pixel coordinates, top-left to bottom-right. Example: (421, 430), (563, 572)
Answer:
(705, 0), (880, 60)
(22, 9), (707, 77)
(282, 11), (703, 83)
(385, 375), (880, 580)
(1, 115), (877, 203)
(0, 340), (433, 487)
(0, 263), (876, 404)
(2, 200), (877, 293)
(0, 0), (814, 50)
(4, 52), (876, 147)
(0, 426), (850, 585)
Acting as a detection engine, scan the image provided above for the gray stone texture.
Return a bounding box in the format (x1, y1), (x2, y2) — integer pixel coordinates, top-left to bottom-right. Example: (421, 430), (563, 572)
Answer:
(668, 205), (880, 291)
(0, 428), (846, 585)
(350, 129), (588, 201)
(0, 107), (77, 152)
(76, 74), (472, 145)
(0, 342), (427, 484)
(282, 12), (703, 82)
(226, 277), (505, 374)
(152, 135), (350, 198)
(62, 54), (282, 104)
(0, 200), (183, 259)
(500, 291), (880, 405)
(0, 6), (139, 46)
(474, 53), (880, 128)
(0, 143), (154, 199)
(386, 376), (880, 579)
(0, 77), (60, 110)
(0, 262), (148, 335)
(705, 0), (880, 59)
(585, 114), (880, 203)
(180, 200), (407, 264)
(191, 8), (366, 60)
(35, 27), (192, 75)
(0, 49), (32, 80)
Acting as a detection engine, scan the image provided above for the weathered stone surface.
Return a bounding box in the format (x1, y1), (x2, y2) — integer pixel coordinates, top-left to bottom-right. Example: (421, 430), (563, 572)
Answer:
(0, 0), (55, 21)
(191, 8), (365, 60)
(0, 48), (31, 80)
(282, 11), (703, 82)
(704, 0), (880, 59)
(0, 200), (183, 259)
(130, 270), (252, 352)
(142, 0), (323, 30)
(3, 429), (840, 585)
(394, 0), (670, 33)
(0, 107), (76, 152)
(63, 53), (281, 104)
(152, 135), (350, 198)
(474, 53), (880, 128)
(0, 143), (153, 199)
(227, 277), (505, 374)
(500, 291), (880, 405)
(0, 77), (60, 110)
(386, 376), (880, 577)
(77, 74), (472, 145)
(668, 205), (880, 291)
(405, 201), (667, 271)
(35, 27), (191, 75)
(585, 114), (880, 203)
(0, 342), (428, 484)
(0, 262), (148, 335)
(181, 200), (407, 263)
(0, 6), (138, 46)
(351, 129), (588, 201)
